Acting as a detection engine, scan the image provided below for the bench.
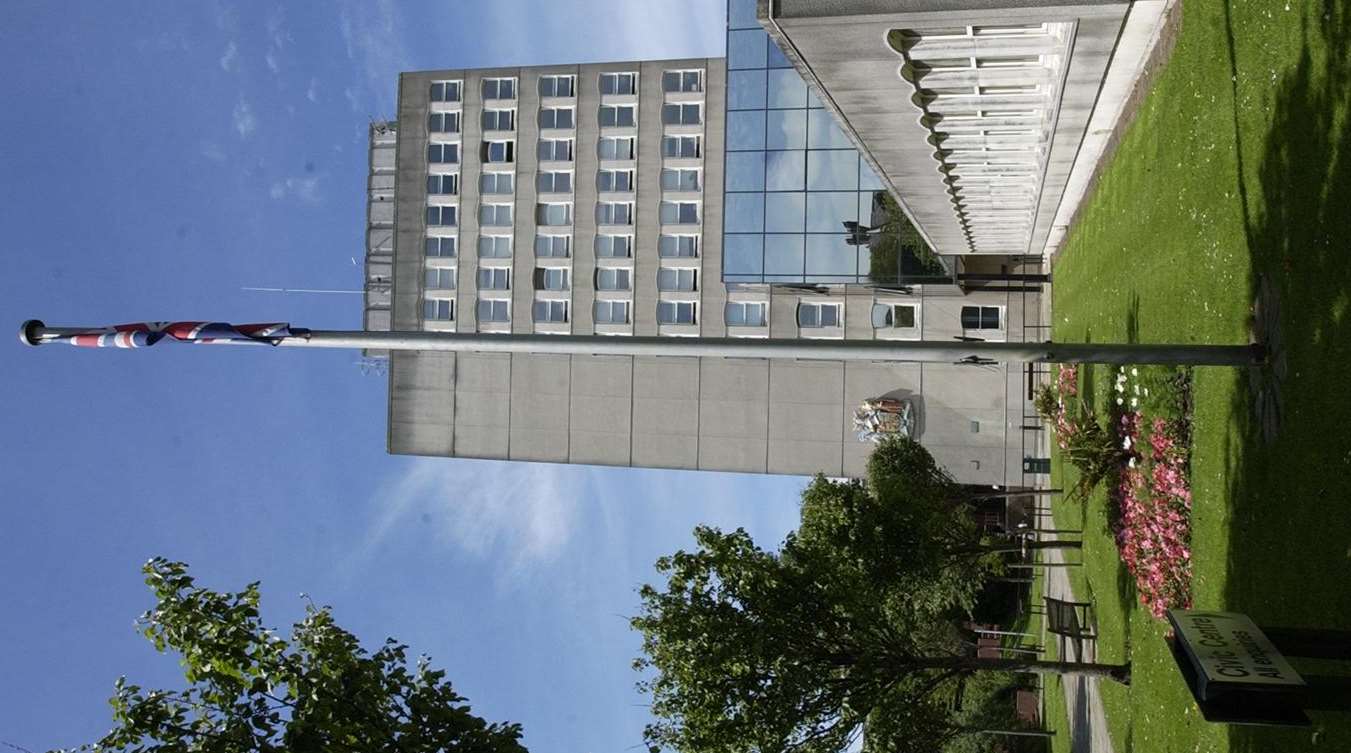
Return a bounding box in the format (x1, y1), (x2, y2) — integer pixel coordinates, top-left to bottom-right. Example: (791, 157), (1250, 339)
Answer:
(1045, 596), (1094, 657)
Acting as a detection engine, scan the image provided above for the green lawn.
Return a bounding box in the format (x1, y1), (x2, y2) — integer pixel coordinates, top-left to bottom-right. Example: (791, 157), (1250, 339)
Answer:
(1047, 0), (1351, 751)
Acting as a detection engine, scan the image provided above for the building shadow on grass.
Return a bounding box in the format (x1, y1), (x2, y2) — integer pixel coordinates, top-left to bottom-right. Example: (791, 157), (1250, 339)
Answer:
(1221, 0), (1351, 749)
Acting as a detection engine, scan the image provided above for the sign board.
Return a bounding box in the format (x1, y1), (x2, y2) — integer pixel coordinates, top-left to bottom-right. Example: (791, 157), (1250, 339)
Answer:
(1167, 610), (1305, 700)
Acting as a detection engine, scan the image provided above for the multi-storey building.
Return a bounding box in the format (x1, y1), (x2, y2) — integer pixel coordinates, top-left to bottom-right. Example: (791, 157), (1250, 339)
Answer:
(363, 14), (1048, 485)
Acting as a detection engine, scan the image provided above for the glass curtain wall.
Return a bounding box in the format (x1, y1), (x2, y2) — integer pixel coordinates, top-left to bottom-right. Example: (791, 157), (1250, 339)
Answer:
(723, 0), (887, 284)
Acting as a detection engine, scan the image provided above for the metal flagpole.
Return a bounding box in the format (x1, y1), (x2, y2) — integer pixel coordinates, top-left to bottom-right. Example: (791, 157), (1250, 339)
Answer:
(18, 319), (1265, 367)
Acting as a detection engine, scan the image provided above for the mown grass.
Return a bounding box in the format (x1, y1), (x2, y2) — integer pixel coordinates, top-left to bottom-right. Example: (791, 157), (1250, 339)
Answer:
(1046, 0), (1351, 750)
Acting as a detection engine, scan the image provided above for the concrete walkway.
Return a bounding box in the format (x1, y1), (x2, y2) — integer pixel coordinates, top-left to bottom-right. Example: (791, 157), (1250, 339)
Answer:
(1042, 543), (1115, 753)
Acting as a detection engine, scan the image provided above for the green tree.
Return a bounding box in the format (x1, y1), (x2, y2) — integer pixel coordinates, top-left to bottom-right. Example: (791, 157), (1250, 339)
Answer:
(633, 438), (1126, 753)
(59, 558), (527, 753)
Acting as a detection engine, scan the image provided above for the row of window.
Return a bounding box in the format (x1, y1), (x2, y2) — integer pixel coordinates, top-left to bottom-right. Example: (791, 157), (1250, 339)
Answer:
(425, 266), (700, 293)
(423, 298), (636, 325)
(424, 201), (702, 228)
(428, 136), (703, 164)
(425, 233), (700, 260)
(430, 103), (706, 136)
(425, 287), (1000, 333)
(428, 70), (704, 104)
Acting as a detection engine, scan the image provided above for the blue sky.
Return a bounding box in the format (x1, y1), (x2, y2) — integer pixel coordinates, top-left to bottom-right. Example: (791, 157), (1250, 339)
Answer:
(0, 2), (808, 750)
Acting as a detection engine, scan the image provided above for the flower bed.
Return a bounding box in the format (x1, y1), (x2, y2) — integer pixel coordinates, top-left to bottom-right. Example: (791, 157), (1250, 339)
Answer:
(1040, 366), (1193, 618)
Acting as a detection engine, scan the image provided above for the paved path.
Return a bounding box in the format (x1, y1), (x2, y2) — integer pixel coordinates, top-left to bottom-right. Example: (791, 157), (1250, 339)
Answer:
(1042, 543), (1115, 753)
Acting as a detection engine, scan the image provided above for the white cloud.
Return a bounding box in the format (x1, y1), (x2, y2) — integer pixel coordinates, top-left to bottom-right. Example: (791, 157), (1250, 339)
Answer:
(335, 0), (407, 114)
(265, 51), (280, 74)
(343, 86), (360, 112)
(306, 77), (320, 103)
(269, 176), (321, 203)
(363, 459), (593, 578)
(219, 40), (239, 72)
(199, 140), (227, 162)
(232, 99), (257, 137)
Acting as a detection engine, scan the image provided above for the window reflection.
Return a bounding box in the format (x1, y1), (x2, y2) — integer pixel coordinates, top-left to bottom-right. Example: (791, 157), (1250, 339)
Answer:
(726, 151), (766, 191)
(765, 150), (806, 191)
(727, 110), (766, 150)
(725, 193), (765, 233)
(765, 193), (805, 232)
(724, 234), (765, 274)
(727, 70), (767, 110)
(807, 109), (852, 149)
(807, 150), (859, 190)
(806, 235), (858, 276)
(766, 109), (806, 150)
(728, 29), (768, 70)
(806, 192), (858, 232)
(764, 235), (806, 275)
(767, 69), (808, 108)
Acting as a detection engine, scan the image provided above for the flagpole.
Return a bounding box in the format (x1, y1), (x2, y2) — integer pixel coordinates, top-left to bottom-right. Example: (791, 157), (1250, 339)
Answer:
(18, 319), (1265, 367)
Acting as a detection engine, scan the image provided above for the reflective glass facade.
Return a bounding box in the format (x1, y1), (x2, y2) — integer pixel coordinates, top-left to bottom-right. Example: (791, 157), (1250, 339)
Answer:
(723, 0), (886, 284)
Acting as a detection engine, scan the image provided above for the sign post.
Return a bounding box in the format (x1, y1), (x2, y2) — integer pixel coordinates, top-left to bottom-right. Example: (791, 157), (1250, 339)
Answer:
(1166, 610), (1351, 726)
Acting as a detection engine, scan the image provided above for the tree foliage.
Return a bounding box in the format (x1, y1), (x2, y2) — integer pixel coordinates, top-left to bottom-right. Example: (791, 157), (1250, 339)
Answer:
(633, 438), (1127, 753)
(60, 558), (527, 753)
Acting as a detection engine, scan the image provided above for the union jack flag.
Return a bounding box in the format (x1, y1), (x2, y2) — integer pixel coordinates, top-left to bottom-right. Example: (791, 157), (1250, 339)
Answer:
(55, 322), (294, 348)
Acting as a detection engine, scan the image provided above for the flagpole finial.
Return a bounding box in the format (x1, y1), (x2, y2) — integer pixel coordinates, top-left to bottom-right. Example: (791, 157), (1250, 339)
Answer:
(19, 319), (45, 347)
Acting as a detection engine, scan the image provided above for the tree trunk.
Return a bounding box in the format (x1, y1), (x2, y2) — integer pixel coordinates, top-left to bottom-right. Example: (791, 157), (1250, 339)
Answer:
(909, 656), (1130, 684)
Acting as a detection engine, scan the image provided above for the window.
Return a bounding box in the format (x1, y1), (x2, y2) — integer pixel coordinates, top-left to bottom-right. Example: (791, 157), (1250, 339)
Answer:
(798, 302), (842, 328)
(662, 70), (702, 92)
(660, 168), (700, 191)
(658, 301), (697, 325)
(725, 301), (767, 327)
(477, 267), (510, 290)
(538, 138), (574, 161)
(427, 143), (459, 164)
(481, 77), (516, 100)
(482, 140), (515, 163)
(659, 234), (698, 257)
(425, 268), (456, 290)
(596, 267), (631, 291)
(873, 304), (917, 329)
(960, 306), (1001, 330)
(428, 112), (461, 133)
(599, 104), (636, 127)
(425, 236), (457, 258)
(479, 172), (514, 194)
(426, 174), (459, 195)
(597, 169), (634, 192)
(538, 107), (574, 129)
(478, 235), (511, 258)
(657, 268), (697, 291)
(595, 234), (632, 258)
(536, 202), (572, 226)
(536, 171), (573, 193)
(477, 299), (509, 322)
(662, 103), (702, 125)
(535, 267), (569, 291)
(535, 235), (570, 258)
(662, 135), (701, 158)
(594, 300), (630, 324)
(539, 74), (576, 97)
(425, 205), (457, 226)
(478, 204), (512, 226)
(481, 109), (515, 131)
(660, 201), (699, 224)
(596, 201), (634, 225)
(429, 80), (461, 102)
(533, 300), (569, 323)
(599, 72), (637, 95)
(423, 299), (454, 321)
(597, 136), (636, 160)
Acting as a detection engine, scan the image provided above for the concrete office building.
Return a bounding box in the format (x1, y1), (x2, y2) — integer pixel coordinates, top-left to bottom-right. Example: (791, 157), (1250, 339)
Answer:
(364, 35), (1045, 484)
